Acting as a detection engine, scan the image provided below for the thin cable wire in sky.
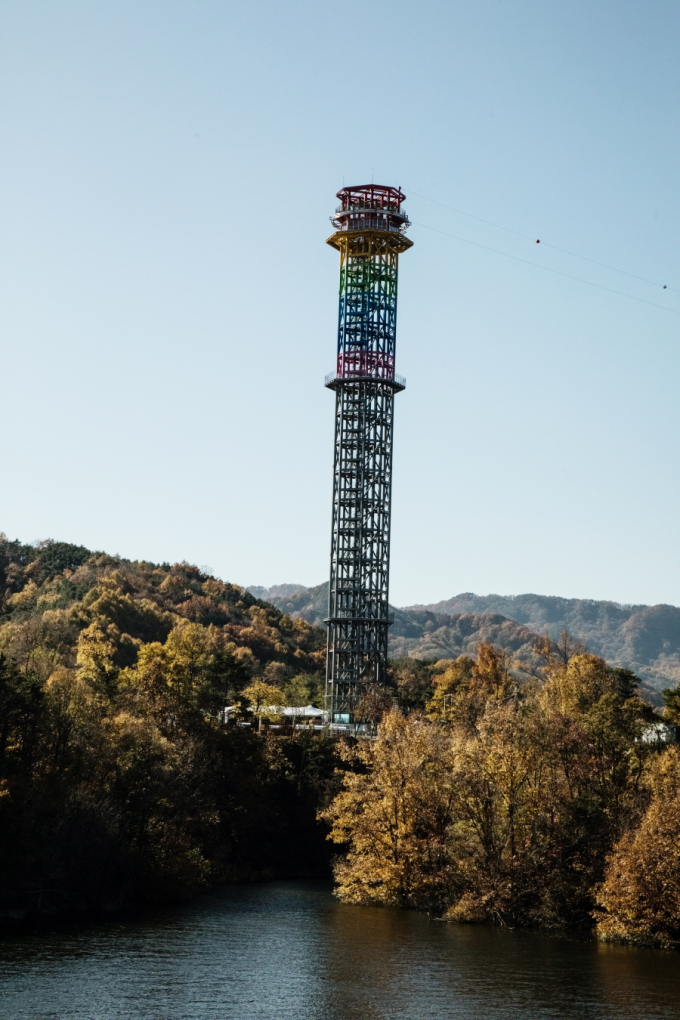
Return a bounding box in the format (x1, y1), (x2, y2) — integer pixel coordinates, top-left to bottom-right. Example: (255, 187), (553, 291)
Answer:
(407, 188), (678, 295)
(411, 220), (680, 315)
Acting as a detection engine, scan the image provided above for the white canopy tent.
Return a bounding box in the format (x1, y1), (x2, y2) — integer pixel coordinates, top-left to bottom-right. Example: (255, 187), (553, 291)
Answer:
(222, 704), (324, 721)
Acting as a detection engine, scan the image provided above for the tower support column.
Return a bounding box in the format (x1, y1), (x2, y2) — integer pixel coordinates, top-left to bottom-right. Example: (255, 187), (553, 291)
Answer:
(323, 185), (412, 724)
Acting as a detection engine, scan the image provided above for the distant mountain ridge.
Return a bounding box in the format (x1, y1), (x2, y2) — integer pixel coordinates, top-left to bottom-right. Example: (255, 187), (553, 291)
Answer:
(249, 583), (680, 696)
(247, 583), (309, 601)
(407, 592), (680, 691)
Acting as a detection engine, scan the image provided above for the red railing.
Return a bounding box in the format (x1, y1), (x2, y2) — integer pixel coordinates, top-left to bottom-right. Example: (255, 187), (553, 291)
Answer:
(339, 352), (394, 378)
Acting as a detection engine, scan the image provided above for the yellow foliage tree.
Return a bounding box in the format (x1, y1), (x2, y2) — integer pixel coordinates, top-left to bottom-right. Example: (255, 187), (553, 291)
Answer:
(324, 648), (656, 928)
(427, 644), (513, 731)
(321, 710), (457, 913)
(241, 680), (287, 728)
(45, 667), (99, 771)
(596, 746), (680, 947)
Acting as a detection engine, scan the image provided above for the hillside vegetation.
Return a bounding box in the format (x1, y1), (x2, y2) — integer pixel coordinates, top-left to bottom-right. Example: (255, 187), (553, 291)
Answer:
(5, 537), (680, 946)
(0, 535), (334, 923)
(324, 647), (680, 947)
(410, 592), (680, 693)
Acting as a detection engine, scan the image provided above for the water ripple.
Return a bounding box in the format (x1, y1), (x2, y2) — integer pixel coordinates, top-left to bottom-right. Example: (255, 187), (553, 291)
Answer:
(0, 882), (678, 1020)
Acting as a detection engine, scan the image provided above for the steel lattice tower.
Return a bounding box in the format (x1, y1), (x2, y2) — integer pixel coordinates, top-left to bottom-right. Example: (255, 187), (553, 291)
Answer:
(324, 184), (413, 723)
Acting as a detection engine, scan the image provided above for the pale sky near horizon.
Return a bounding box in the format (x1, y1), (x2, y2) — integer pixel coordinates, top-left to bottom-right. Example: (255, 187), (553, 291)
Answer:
(1, 0), (679, 608)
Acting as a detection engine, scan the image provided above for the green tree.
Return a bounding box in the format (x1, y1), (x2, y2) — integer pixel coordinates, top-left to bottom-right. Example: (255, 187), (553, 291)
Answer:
(283, 672), (324, 708)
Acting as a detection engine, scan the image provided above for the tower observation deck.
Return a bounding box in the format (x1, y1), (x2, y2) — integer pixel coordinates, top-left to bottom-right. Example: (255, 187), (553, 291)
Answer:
(324, 184), (413, 723)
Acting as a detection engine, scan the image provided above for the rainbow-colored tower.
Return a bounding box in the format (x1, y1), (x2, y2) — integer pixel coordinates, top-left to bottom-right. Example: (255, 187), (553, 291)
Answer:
(324, 185), (413, 724)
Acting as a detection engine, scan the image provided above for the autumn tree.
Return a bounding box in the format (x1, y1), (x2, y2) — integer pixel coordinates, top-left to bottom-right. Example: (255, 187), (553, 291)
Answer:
(241, 680), (287, 728)
(426, 655), (474, 722)
(355, 685), (394, 727)
(388, 658), (437, 711)
(117, 622), (250, 729)
(596, 746), (680, 947)
(661, 682), (680, 724)
(322, 710), (458, 914)
(324, 647), (658, 929)
(427, 644), (513, 731)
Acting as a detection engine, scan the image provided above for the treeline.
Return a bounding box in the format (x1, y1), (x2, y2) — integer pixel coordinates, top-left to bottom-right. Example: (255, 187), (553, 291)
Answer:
(326, 643), (680, 948)
(0, 536), (337, 923)
(4, 534), (680, 946)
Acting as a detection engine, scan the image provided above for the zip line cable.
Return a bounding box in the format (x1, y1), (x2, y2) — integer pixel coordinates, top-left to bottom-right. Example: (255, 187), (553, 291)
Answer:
(407, 188), (678, 295)
(411, 220), (680, 315)
(408, 189), (534, 240)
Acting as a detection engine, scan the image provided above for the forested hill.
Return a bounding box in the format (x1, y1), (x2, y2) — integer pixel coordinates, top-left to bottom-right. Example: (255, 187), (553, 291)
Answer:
(407, 592), (680, 693)
(0, 537), (325, 678)
(0, 534), (332, 921)
(3, 536), (678, 938)
(256, 582), (680, 694)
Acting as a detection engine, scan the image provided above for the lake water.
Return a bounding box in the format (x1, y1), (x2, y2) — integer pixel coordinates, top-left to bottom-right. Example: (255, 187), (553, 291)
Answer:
(0, 882), (678, 1020)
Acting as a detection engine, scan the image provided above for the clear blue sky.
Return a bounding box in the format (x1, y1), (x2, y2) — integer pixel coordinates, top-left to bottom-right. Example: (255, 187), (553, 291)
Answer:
(1, 0), (679, 607)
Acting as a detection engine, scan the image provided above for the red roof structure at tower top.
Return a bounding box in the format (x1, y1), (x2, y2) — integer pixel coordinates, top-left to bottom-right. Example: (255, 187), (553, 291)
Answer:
(335, 184), (405, 211)
(330, 184), (409, 234)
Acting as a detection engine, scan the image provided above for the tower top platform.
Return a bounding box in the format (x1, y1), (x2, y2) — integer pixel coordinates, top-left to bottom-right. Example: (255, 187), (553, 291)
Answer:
(330, 184), (410, 233)
(336, 184), (405, 209)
